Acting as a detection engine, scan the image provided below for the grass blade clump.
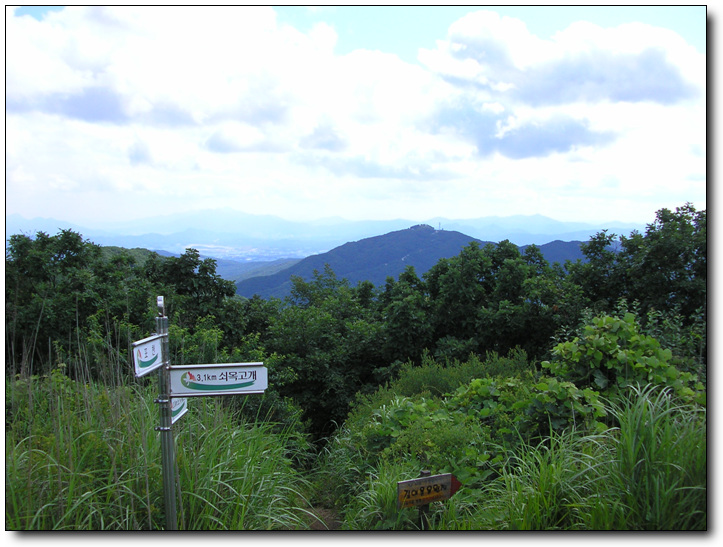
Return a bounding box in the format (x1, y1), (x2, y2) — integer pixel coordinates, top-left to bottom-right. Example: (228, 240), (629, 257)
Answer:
(6, 368), (315, 530)
(476, 384), (706, 530)
(606, 384), (706, 530)
(174, 397), (314, 530)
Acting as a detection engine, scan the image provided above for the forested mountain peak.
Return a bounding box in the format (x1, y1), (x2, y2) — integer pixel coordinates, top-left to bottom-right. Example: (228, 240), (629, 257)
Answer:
(234, 223), (586, 299)
(235, 224), (482, 299)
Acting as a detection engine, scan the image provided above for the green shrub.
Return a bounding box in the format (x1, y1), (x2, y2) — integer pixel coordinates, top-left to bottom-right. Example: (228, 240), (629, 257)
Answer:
(381, 405), (494, 486)
(519, 377), (608, 439)
(641, 305), (707, 385)
(391, 348), (534, 398)
(317, 345), (707, 530)
(542, 312), (705, 405)
(446, 374), (532, 443)
(445, 372), (607, 450)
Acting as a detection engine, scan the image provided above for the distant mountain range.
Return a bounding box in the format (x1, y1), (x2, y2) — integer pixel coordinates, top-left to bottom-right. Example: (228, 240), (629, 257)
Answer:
(5, 209), (644, 262)
(5, 211), (602, 299)
(235, 224), (586, 300)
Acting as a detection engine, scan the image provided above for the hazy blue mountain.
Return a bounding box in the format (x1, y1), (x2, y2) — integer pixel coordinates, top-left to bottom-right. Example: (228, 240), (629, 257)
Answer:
(521, 240), (586, 266)
(235, 224), (477, 299)
(218, 258), (302, 283)
(235, 224), (586, 300)
(6, 213), (115, 238)
(430, 215), (638, 245)
(6, 214), (322, 259)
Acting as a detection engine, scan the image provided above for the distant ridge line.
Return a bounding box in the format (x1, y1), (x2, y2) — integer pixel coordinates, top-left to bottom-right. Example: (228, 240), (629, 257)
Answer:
(6, 210), (645, 261)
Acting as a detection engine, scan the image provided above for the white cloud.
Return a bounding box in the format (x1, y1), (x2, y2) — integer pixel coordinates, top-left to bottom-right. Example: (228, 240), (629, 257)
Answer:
(5, 6), (706, 225)
(128, 139), (153, 166)
(6, 11), (91, 99)
(205, 123), (269, 153)
(446, 10), (553, 70)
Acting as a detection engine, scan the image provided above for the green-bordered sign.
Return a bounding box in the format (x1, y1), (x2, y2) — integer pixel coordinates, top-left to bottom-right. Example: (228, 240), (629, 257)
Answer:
(132, 333), (166, 377)
(169, 363), (267, 398)
(171, 397), (188, 424)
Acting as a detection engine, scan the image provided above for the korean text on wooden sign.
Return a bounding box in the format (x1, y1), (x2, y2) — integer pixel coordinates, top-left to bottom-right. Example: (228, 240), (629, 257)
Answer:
(397, 473), (461, 509)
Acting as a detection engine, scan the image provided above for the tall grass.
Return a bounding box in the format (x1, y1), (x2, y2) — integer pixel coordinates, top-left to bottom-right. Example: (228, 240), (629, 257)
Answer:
(175, 397), (314, 530)
(606, 384), (707, 530)
(5, 368), (161, 529)
(5, 367), (317, 530)
(479, 429), (624, 530)
(462, 384), (706, 530)
(339, 460), (419, 530)
(7, 354), (705, 530)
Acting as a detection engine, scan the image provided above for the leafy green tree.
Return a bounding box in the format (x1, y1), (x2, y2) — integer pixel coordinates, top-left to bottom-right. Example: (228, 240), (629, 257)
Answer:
(5, 231), (240, 381)
(522, 260), (587, 358)
(425, 241), (494, 345)
(5, 230), (105, 374)
(144, 248), (236, 329)
(378, 266), (432, 364)
(618, 203), (706, 321)
(568, 204), (706, 325)
(265, 267), (385, 439)
(288, 264), (346, 309)
(241, 295), (283, 339)
(422, 240), (584, 361)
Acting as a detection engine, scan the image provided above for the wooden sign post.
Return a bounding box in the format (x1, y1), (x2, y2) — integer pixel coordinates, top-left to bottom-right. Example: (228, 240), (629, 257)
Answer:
(397, 471), (461, 530)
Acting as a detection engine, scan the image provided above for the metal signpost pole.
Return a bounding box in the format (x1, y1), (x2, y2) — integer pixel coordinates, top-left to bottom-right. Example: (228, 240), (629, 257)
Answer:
(155, 297), (177, 531)
(132, 296), (268, 531)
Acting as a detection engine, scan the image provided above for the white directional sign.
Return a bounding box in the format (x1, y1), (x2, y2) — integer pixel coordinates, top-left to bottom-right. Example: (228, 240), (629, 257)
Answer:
(171, 397), (188, 424)
(132, 333), (166, 377)
(169, 362), (267, 398)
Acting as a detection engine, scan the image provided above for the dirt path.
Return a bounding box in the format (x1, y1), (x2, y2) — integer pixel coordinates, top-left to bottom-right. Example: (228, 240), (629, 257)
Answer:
(309, 507), (342, 530)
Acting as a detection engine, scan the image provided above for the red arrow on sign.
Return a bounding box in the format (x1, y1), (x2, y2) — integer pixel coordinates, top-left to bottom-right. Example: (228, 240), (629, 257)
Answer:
(450, 475), (462, 497)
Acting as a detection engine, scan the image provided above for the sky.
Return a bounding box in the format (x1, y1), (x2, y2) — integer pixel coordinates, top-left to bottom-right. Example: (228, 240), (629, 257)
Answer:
(5, 4), (708, 227)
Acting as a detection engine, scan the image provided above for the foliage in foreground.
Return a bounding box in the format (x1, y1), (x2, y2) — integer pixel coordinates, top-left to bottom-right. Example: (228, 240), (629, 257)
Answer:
(5, 205), (706, 444)
(5, 369), (316, 530)
(315, 312), (706, 530)
(320, 383), (706, 530)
